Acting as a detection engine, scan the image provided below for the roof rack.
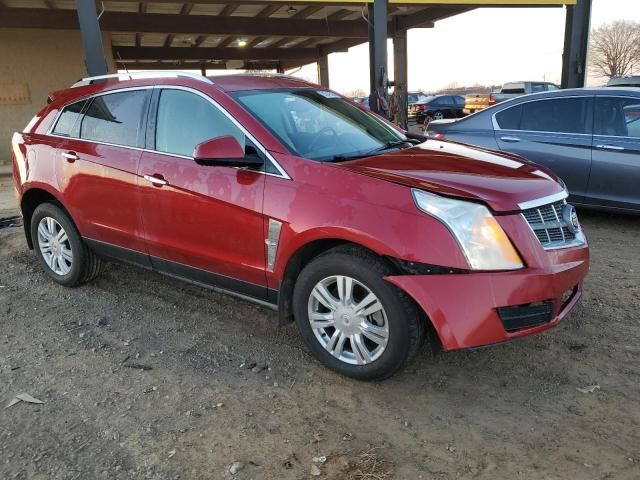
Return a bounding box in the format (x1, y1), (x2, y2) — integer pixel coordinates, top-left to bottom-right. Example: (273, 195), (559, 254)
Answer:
(71, 71), (214, 88)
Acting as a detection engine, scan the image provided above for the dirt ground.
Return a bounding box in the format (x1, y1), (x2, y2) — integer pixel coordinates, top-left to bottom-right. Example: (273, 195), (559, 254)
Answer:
(0, 177), (639, 479)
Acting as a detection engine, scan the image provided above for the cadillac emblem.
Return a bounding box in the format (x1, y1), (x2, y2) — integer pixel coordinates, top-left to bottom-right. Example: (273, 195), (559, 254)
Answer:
(563, 204), (580, 234)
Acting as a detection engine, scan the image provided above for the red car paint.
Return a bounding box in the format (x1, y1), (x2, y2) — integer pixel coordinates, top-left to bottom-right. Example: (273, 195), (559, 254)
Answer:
(11, 74), (589, 351)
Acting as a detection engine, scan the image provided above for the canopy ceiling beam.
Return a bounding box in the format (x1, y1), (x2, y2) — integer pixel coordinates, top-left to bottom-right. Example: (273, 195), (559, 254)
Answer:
(0, 8), (372, 38)
(121, 61), (283, 70)
(114, 46), (331, 61)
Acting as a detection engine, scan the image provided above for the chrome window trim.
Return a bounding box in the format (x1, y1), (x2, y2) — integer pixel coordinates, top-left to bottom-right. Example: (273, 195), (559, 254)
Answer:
(45, 84), (291, 180)
(518, 190), (568, 211)
(491, 95), (593, 136)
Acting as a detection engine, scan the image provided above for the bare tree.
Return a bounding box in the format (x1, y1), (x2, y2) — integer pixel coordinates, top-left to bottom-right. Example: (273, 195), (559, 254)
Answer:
(589, 21), (640, 79)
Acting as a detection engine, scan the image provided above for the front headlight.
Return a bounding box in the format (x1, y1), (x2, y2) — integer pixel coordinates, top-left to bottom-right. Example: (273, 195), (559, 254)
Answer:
(412, 189), (523, 271)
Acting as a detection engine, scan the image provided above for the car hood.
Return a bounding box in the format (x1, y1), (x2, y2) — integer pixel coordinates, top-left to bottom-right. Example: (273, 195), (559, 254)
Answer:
(340, 140), (564, 212)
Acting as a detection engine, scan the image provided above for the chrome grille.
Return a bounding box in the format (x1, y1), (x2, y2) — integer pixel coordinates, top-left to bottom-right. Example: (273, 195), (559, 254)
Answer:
(521, 200), (580, 249)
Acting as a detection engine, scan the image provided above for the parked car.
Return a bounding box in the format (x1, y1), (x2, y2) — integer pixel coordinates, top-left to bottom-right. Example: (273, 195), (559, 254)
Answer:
(463, 81), (561, 115)
(12, 72), (589, 380)
(427, 88), (640, 213)
(407, 91), (428, 118)
(414, 95), (465, 124)
(607, 76), (640, 88)
(352, 96), (370, 108)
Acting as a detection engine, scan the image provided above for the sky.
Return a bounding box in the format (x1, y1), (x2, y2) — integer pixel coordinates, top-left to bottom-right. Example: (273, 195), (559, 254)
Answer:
(282, 0), (640, 94)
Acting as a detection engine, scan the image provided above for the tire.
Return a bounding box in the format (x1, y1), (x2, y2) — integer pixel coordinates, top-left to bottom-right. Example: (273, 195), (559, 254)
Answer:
(30, 203), (105, 287)
(432, 111), (444, 121)
(293, 245), (425, 380)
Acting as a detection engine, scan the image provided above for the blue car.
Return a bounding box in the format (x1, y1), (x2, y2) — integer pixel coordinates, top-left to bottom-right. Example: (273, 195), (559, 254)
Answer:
(427, 88), (640, 214)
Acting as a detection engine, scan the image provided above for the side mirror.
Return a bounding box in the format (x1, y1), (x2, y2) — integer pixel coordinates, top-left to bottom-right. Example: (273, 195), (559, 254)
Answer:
(193, 136), (264, 168)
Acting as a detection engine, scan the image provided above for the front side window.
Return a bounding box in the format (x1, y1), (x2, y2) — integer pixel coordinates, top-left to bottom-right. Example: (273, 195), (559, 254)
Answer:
(52, 99), (89, 138)
(519, 97), (591, 134)
(233, 89), (405, 161)
(155, 89), (245, 157)
(595, 97), (640, 138)
(81, 90), (148, 147)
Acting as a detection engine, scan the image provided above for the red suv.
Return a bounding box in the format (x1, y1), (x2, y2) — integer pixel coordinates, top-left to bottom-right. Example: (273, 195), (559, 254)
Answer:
(11, 72), (589, 380)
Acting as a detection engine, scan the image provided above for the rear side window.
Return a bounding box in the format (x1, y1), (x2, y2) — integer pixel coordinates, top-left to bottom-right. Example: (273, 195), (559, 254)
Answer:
(154, 89), (245, 157)
(80, 90), (148, 147)
(52, 99), (89, 138)
(520, 98), (591, 134)
(495, 105), (523, 129)
(595, 97), (640, 138)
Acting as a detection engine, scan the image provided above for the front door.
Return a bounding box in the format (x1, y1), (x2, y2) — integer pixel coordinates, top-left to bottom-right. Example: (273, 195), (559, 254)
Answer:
(588, 96), (640, 211)
(494, 96), (593, 204)
(137, 87), (268, 299)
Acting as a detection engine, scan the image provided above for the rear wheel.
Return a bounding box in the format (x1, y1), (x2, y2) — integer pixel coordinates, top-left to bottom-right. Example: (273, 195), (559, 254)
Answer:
(432, 111), (445, 121)
(293, 246), (425, 380)
(31, 203), (105, 287)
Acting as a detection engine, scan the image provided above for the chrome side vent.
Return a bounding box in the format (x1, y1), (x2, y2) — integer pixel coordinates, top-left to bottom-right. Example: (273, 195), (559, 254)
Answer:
(265, 219), (282, 271)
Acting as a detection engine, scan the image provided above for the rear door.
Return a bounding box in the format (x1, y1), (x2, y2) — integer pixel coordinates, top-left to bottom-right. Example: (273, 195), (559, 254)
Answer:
(588, 96), (640, 211)
(53, 88), (151, 257)
(494, 96), (594, 204)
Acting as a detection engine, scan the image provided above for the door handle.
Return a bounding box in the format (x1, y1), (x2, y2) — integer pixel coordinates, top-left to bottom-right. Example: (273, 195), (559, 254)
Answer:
(61, 151), (79, 163)
(500, 136), (521, 143)
(595, 144), (625, 151)
(143, 174), (168, 186)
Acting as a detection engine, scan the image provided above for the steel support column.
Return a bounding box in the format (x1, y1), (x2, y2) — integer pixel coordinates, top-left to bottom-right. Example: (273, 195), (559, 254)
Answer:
(561, 0), (592, 88)
(317, 54), (329, 87)
(75, 0), (109, 76)
(393, 28), (408, 129)
(368, 0), (388, 116)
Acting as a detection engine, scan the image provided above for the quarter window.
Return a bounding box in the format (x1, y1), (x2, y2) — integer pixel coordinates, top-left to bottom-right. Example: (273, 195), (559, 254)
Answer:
(495, 105), (523, 130)
(519, 98), (591, 134)
(595, 97), (640, 138)
(52, 99), (89, 138)
(155, 89), (245, 157)
(80, 90), (148, 147)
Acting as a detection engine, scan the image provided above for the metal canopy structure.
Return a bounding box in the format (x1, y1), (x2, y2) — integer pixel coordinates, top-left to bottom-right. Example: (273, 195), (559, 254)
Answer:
(0, 0), (588, 122)
(0, 0), (483, 72)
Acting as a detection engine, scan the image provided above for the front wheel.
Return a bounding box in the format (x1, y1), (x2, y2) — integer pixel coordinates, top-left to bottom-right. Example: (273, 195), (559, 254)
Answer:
(293, 246), (425, 380)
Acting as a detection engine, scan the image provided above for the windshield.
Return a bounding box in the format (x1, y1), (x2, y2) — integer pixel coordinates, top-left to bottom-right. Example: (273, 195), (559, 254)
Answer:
(232, 88), (406, 161)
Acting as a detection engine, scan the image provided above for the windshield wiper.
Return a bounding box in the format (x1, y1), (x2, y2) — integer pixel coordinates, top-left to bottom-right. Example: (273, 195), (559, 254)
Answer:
(365, 139), (419, 156)
(324, 139), (420, 163)
(324, 153), (372, 163)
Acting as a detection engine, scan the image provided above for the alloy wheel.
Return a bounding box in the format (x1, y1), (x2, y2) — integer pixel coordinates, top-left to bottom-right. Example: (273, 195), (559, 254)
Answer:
(37, 217), (73, 276)
(307, 275), (389, 365)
